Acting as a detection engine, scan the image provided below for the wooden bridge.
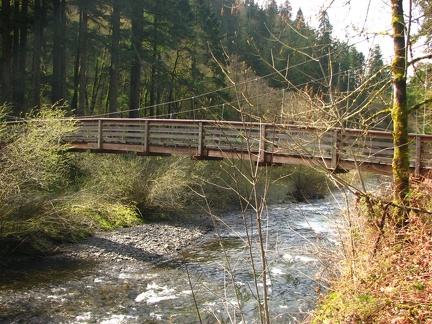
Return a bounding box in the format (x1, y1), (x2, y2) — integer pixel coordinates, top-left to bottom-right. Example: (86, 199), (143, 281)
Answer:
(65, 118), (432, 176)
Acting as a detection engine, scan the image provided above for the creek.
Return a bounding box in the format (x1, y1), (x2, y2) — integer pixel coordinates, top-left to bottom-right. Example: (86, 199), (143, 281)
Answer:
(0, 192), (350, 323)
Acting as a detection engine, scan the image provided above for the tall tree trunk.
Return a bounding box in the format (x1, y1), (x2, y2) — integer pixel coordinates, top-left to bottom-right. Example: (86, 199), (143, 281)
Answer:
(129, 2), (144, 118)
(32, 0), (43, 111)
(51, 0), (63, 104)
(60, 0), (67, 104)
(108, 0), (121, 117)
(78, 3), (88, 116)
(390, 0), (410, 215)
(1, 0), (12, 105)
(11, 0), (20, 113)
(168, 49), (181, 117)
(90, 56), (105, 113)
(70, 45), (80, 111)
(15, 0), (29, 113)
(12, 0), (20, 75)
(18, 0), (28, 73)
(149, 13), (158, 117)
(51, 0), (67, 105)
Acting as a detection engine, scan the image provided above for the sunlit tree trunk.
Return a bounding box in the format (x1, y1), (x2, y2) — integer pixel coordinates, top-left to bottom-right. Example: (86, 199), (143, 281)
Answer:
(390, 0), (410, 213)
(70, 43), (80, 111)
(108, 0), (121, 117)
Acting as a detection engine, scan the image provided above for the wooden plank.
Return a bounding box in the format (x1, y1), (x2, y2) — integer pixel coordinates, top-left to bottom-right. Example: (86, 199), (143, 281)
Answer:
(204, 138), (259, 147)
(105, 131), (198, 139)
(274, 142), (333, 152)
(204, 128), (260, 137)
(342, 139), (395, 149)
(149, 133), (199, 141)
(340, 155), (393, 164)
(204, 143), (260, 151)
(273, 132), (321, 141)
(148, 127), (199, 134)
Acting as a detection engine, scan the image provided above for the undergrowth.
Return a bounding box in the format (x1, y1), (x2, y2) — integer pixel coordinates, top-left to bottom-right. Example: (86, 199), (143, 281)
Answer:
(312, 179), (432, 323)
(0, 106), (332, 254)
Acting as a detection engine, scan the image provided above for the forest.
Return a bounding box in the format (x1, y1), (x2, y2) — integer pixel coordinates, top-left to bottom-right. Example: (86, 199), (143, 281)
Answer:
(0, 0), (395, 126)
(1, 1), (432, 322)
(0, 0), (401, 254)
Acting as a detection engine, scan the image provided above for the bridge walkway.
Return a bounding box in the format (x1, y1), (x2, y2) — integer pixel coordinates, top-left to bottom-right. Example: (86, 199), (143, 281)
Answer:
(65, 118), (432, 176)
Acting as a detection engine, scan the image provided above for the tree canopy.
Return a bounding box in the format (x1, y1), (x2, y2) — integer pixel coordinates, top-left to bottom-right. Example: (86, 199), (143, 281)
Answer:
(0, 0), (382, 122)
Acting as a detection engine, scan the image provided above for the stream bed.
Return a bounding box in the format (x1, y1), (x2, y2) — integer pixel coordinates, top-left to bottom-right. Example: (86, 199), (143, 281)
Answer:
(0, 194), (347, 323)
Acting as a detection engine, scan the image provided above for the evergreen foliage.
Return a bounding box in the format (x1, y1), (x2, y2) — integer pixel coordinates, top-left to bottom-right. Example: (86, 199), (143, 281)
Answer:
(0, 0), (384, 123)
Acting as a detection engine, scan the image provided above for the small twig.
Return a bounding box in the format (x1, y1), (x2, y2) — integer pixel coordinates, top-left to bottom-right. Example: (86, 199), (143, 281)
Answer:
(186, 264), (203, 324)
(372, 202), (391, 257)
(354, 191), (432, 216)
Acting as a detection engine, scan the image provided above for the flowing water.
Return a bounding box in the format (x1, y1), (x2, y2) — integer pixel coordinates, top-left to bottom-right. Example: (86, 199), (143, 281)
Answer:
(0, 193), (349, 323)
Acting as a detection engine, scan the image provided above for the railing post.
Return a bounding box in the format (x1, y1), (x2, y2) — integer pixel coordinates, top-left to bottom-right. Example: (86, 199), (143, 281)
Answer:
(415, 135), (422, 177)
(97, 119), (103, 149)
(259, 124), (267, 163)
(143, 120), (149, 153)
(197, 121), (203, 157)
(331, 129), (341, 170)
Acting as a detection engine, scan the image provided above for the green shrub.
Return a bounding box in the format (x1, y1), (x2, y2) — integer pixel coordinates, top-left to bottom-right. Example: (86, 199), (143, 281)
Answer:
(66, 197), (142, 231)
(286, 166), (331, 201)
(71, 153), (202, 218)
(0, 106), (78, 253)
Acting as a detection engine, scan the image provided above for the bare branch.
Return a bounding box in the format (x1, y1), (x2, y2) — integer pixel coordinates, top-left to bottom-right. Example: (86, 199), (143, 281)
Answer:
(409, 96), (432, 113)
(408, 53), (432, 66)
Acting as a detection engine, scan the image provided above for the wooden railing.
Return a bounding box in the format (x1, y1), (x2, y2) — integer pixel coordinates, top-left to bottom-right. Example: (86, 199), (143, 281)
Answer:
(65, 118), (432, 176)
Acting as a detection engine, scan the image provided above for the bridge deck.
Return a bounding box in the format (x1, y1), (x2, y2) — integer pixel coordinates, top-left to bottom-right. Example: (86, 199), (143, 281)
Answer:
(65, 118), (432, 176)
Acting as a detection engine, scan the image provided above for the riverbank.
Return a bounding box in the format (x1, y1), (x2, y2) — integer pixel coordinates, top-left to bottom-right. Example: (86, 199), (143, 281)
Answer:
(55, 212), (214, 263)
(1, 212), (213, 268)
(312, 181), (432, 323)
(0, 212), (215, 323)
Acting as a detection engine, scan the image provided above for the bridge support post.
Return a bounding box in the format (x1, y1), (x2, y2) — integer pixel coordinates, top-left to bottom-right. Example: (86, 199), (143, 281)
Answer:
(331, 129), (341, 170)
(143, 120), (149, 153)
(97, 119), (103, 149)
(197, 121), (203, 157)
(415, 135), (422, 177)
(258, 124), (267, 164)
